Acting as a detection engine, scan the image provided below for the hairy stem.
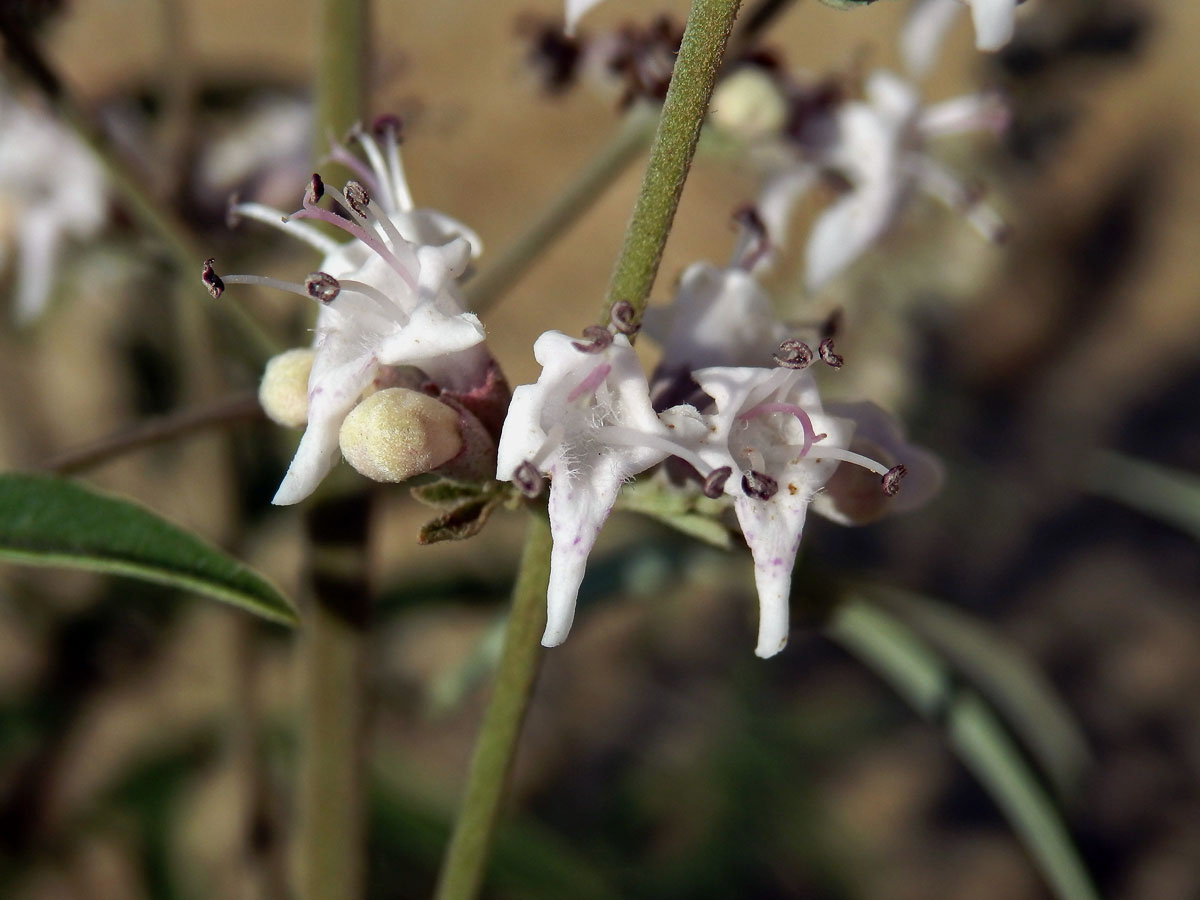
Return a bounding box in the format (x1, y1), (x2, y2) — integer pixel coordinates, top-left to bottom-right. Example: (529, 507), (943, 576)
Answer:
(434, 512), (552, 900)
(466, 106), (657, 315)
(602, 0), (743, 327)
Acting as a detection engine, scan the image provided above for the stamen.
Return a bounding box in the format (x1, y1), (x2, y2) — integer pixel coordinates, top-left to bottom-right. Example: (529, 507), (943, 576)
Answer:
(571, 325), (614, 354)
(818, 337), (843, 369)
(738, 402), (824, 457)
(337, 278), (401, 316)
(610, 301), (638, 335)
(596, 424), (712, 476)
(351, 126), (398, 211)
(514, 460), (545, 497)
(287, 180), (418, 291)
(374, 115), (413, 212)
(822, 308), (843, 340)
(201, 258), (224, 299)
(773, 339), (814, 370)
(307, 173), (325, 205)
(220, 272), (330, 303)
(703, 466), (732, 499)
(808, 446), (890, 477)
(305, 272), (340, 303)
(528, 422), (566, 470)
(331, 181), (410, 257)
(343, 180), (370, 216)
(567, 362), (612, 402)
(325, 138), (382, 196)
(226, 199), (341, 254)
(741, 470), (779, 500)
(882, 464), (907, 496)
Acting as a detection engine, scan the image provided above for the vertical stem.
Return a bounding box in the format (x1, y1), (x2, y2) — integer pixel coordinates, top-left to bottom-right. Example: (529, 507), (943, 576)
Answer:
(434, 513), (552, 900)
(602, 0), (743, 326)
(315, 0), (369, 156)
(298, 488), (374, 900)
(297, 4), (372, 897)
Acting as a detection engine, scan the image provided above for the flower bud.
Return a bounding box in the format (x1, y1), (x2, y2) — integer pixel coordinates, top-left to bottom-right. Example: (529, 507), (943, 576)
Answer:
(709, 67), (788, 142)
(338, 388), (463, 483)
(259, 348), (315, 427)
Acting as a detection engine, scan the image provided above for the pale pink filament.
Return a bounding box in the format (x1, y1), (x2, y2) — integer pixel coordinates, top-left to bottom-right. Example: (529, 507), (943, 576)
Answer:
(567, 363), (612, 403)
(288, 196), (418, 292)
(738, 402), (825, 458)
(325, 142), (383, 197)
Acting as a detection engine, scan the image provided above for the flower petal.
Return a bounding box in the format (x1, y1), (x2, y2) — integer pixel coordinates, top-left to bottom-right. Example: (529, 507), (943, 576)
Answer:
(564, 0), (605, 36)
(969, 0), (1017, 51)
(901, 0), (965, 79)
(734, 492), (810, 658)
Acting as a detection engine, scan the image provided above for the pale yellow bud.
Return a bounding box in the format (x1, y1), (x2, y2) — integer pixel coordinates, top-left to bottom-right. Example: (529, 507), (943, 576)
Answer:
(338, 388), (463, 483)
(709, 67), (788, 142)
(259, 348), (315, 427)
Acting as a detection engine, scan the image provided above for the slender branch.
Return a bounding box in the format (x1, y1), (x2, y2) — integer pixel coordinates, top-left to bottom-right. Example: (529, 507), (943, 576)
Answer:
(465, 106), (657, 315)
(434, 512), (552, 900)
(36, 393), (262, 475)
(0, 14), (279, 362)
(293, 4), (372, 899)
(601, 0), (743, 327)
(297, 487), (374, 900)
(726, 0), (799, 60)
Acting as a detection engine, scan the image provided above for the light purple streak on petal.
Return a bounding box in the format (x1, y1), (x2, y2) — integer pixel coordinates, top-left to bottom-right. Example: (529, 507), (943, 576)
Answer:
(567, 363), (612, 402)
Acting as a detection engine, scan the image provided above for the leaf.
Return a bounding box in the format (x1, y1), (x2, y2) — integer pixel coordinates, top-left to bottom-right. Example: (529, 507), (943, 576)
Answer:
(868, 587), (1091, 800)
(1088, 451), (1200, 541)
(616, 478), (732, 549)
(411, 478), (495, 511)
(0, 473), (297, 625)
(418, 496), (501, 544)
(827, 597), (1100, 900)
(818, 0), (886, 10)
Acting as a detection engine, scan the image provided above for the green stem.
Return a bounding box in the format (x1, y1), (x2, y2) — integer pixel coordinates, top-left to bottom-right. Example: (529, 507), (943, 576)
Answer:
(293, 7), (372, 898)
(434, 512), (552, 900)
(465, 106), (657, 315)
(298, 487), (374, 900)
(315, 0), (369, 161)
(602, 0), (743, 326)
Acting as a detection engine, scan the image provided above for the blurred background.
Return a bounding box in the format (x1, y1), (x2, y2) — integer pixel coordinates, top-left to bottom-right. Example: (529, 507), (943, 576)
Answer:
(1, 0), (1198, 897)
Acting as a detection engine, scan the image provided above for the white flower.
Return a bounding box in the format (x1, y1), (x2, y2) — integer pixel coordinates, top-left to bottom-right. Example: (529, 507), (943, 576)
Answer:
(647, 261), (789, 374)
(0, 92), (107, 322)
(903, 0), (1020, 73)
(665, 367), (852, 656)
(564, 0), (606, 36)
(759, 69), (1009, 290)
(497, 329), (697, 647)
(213, 121), (488, 505)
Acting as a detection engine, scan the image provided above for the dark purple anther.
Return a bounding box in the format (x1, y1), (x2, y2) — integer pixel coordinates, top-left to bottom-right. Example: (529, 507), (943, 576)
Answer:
(773, 339), (814, 370)
(344, 180), (370, 215)
(818, 337), (843, 369)
(305, 272), (341, 304)
(703, 466), (732, 499)
(514, 460), (544, 498)
(306, 173), (325, 205)
(571, 325), (615, 354)
(882, 465), (907, 497)
(201, 258), (225, 299)
(372, 114), (404, 141)
(742, 470), (779, 501)
(610, 301), (638, 335)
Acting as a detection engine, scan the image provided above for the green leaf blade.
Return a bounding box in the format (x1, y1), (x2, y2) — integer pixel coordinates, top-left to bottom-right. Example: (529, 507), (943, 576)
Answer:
(0, 473), (297, 625)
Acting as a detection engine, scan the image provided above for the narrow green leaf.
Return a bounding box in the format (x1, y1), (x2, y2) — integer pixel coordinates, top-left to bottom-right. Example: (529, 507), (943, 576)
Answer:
(412, 478), (495, 511)
(616, 478), (732, 549)
(827, 597), (1100, 900)
(868, 587), (1091, 800)
(0, 473), (297, 625)
(418, 497), (501, 544)
(1088, 451), (1200, 541)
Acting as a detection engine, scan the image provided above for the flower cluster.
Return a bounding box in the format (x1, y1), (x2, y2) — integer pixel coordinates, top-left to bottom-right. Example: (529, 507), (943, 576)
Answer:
(497, 258), (927, 657)
(207, 119), (505, 505)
